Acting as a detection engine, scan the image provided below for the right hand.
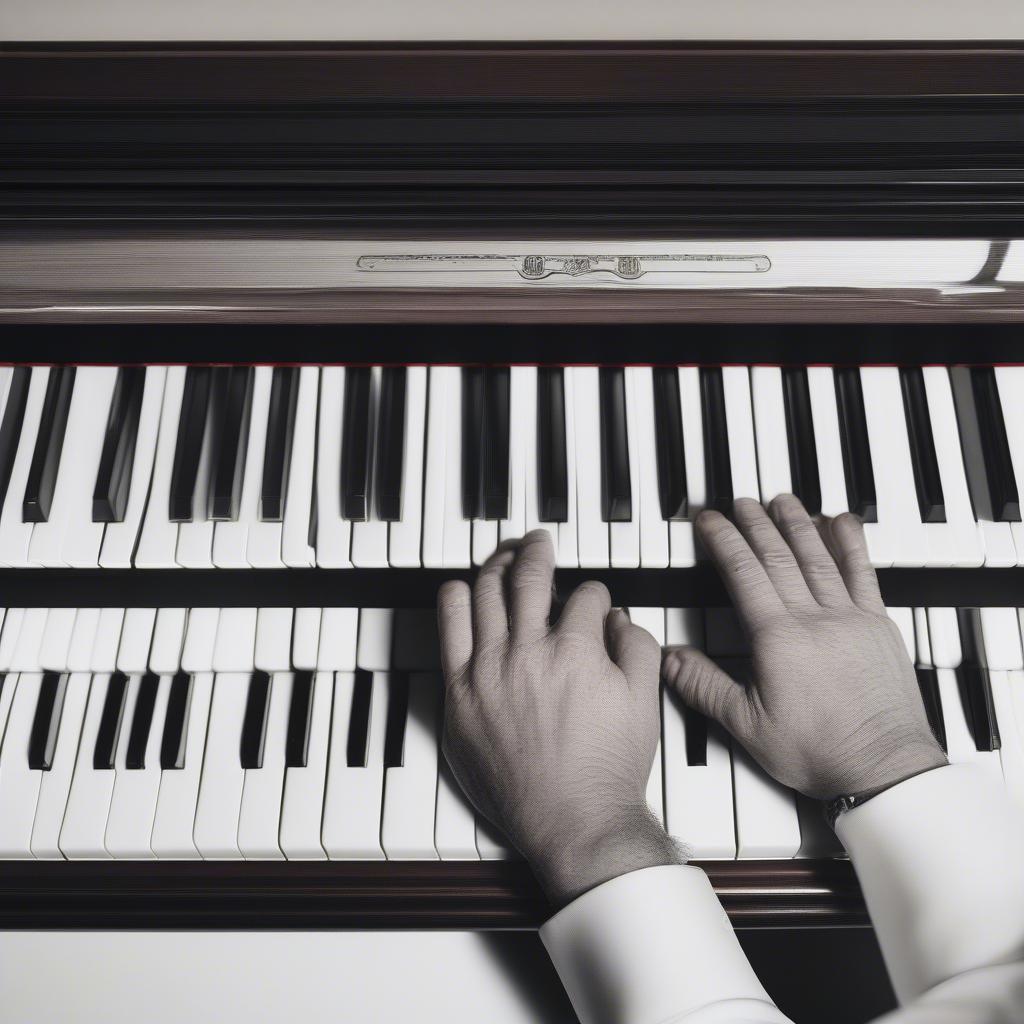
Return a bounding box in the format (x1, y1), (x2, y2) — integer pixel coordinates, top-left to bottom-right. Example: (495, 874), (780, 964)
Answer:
(661, 495), (948, 802)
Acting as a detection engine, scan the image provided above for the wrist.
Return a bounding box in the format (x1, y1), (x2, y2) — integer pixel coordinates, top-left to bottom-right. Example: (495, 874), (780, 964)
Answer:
(832, 735), (948, 802)
(530, 808), (683, 908)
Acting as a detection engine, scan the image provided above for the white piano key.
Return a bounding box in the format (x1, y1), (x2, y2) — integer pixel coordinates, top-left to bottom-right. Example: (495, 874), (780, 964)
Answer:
(116, 608), (157, 674)
(31, 672), (90, 859)
(722, 366), (760, 501)
(609, 368), (641, 568)
(921, 367), (985, 567)
(352, 367), (391, 569)
(292, 607), (322, 671)
(806, 367), (850, 518)
(626, 607), (665, 825)
(441, 368), (471, 569)
(0, 672), (16, 747)
(995, 367), (1024, 565)
(381, 672), (441, 860)
(151, 672), (213, 859)
(631, 368), (669, 569)
(498, 365), (530, 545)
(0, 367), (48, 567)
(670, 367), (703, 567)
(476, 816), (515, 861)
(104, 675), (170, 858)
(314, 366), (352, 568)
(317, 607), (359, 671)
(663, 608), (736, 859)
(180, 607), (219, 673)
(886, 607), (916, 663)
(280, 366), (319, 568)
(279, 670), (333, 860)
(0, 608), (22, 671)
(174, 389), (216, 569)
(212, 607), (258, 673)
(573, 366), (608, 568)
(928, 607), (963, 669)
(978, 607), (1024, 669)
(149, 608), (187, 674)
(67, 608), (99, 672)
(750, 366), (792, 502)
(0, 675), (44, 857)
(59, 672), (119, 859)
(388, 365), (426, 568)
(100, 366), (168, 568)
(421, 366), (448, 569)
(936, 667), (1003, 783)
(246, 515), (284, 567)
(214, 365), (271, 568)
(471, 520), (499, 567)
(254, 607), (294, 673)
(435, 756), (479, 860)
(12, 608), (47, 672)
(193, 672), (249, 859)
(237, 671), (291, 860)
(357, 608), (394, 671)
(913, 607), (933, 667)
(39, 607), (76, 672)
(522, 366), (559, 556)
(135, 367), (188, 569)
(322, 671), (387, 859)
(557, 365), (579, 568)
(980, 521), (1019, 568)
(992, 670), (1024, 814)
(0, 368), (12, 412)
(30, 366), (117, 568)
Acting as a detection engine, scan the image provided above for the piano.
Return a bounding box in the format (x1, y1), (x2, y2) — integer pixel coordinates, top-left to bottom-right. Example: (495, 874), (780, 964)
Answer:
(1, 36), (1024, 972)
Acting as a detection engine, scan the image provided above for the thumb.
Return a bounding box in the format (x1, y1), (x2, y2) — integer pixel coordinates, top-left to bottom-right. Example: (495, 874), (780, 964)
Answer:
(606, 608), (661, 692)
(661, 645), (752, 740)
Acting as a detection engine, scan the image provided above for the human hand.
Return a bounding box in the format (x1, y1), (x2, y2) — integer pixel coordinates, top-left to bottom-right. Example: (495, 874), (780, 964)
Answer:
(438, 530), (679, 906)
(662, 495), (947, 802)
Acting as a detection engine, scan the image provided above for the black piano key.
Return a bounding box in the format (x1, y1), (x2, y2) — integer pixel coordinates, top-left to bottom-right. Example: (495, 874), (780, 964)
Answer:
(125, 672), (160, 770)
(955, 609), (1001, 753)
(169, 366), (212, 522)
(537, 367), (568, 523)
(972, 367), (1020, 522)
(599, 366), (632, 522)
(93, 366), (145, 522)
(915, 667), (947, 754)
(160, 672), (194, 770)
(652, 367), (687, 520)
(93, 671), (129, 770)
(208, 366), (254, 521)
(781, 367), (822, 516)
(240, 671), (272, 770)
(260, 366), (299, 522)
(834, 367), (877, 522)
(482, 368), (511, 520)
(23, 365), (75, 523)
(0, 367), (30, 513)
(340, 367), (373, 522)
(461, 367), (485, 520)
(28, 672), (66, 771)
(683, 706), (708, 767)
(899, 367), (945, 524)
(383, 672), (410, 769)
(375, 367), (407, 522)
(285, 670), (315, 769)
(700, 367), (733, 515)
(346, 669), (374, 767)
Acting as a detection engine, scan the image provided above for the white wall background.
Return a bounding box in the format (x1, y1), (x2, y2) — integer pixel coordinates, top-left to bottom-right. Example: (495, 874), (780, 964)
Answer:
(2, 0), (1023, 41)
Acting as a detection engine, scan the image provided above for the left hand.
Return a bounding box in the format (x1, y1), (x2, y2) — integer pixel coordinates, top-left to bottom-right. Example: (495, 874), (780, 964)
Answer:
(437, 530), (679, 906)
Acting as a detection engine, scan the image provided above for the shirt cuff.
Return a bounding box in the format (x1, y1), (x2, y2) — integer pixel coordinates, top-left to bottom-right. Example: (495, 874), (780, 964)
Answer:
(837, 762), (1024, 1004)
(539, 864), (790, 1024)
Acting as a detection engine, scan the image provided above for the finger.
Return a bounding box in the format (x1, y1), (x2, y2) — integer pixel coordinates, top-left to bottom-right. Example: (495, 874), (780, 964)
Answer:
(662, 645), (753, 741)
(695, 509), (787, 630)
(472, 546), (516, 646)
(829, 512), (886, 613)
(768, 494), (850, 607)
(437, 580), (474, 681)
(732, 497), (816, 610)
(607, 609), (661, 692)
(558, 580), (612, 640)
(509, 529), (556, 644)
